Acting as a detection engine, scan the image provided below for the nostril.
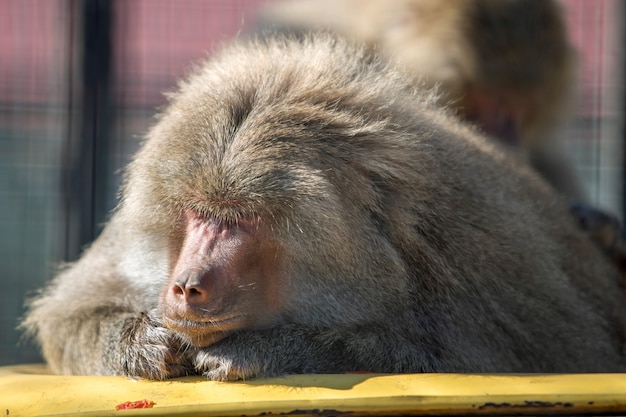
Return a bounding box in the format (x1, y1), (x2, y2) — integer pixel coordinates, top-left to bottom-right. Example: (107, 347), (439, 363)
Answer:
(172, 282), (185, 296)
(184, 284), (208, 304)
(188, 287), (202, 296)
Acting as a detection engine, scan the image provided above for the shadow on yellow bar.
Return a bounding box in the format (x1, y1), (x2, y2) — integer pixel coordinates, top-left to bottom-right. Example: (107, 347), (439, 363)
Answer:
(2, 364), (626, 416)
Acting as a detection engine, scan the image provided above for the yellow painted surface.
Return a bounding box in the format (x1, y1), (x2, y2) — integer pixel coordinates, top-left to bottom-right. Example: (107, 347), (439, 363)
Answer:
(3, 364), (626, 416)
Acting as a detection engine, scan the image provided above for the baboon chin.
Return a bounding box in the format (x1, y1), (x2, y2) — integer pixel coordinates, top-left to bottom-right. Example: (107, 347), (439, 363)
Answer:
(21, 34), (626, 381)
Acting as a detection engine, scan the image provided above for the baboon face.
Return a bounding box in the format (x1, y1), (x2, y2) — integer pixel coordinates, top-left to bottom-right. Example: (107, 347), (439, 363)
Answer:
(136, 46), (413, 346)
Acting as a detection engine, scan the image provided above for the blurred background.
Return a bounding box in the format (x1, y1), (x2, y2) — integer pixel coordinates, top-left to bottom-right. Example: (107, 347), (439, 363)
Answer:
(0, 0), (623, 365)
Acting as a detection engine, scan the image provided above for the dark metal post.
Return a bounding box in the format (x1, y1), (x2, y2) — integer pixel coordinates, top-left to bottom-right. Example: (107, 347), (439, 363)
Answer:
(63, 0), (114, 261)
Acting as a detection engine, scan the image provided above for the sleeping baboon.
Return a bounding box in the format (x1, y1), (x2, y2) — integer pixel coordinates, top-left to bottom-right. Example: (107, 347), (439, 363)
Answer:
(22, 35), (626, 381)
(259, 0), (626, 267)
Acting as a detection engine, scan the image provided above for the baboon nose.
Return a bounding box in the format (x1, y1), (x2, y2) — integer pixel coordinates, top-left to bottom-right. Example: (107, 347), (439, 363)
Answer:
(172, 276), (210, 305)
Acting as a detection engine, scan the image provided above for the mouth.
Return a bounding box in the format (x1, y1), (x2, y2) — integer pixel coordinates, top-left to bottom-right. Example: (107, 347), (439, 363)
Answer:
(163, 316), (241, 347)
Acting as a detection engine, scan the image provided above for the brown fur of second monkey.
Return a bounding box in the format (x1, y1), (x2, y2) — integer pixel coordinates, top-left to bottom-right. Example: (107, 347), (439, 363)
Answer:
(22, 34), (626, 381)
(259, 0), (580, 197)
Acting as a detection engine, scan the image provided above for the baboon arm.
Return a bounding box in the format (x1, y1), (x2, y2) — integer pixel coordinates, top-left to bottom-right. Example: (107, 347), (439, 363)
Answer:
(22, 213), (188, 379)
(191, 324), (446, 381)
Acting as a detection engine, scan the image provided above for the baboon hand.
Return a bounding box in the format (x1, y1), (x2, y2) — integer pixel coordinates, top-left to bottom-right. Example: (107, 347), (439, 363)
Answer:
(118, 312), (192, 380)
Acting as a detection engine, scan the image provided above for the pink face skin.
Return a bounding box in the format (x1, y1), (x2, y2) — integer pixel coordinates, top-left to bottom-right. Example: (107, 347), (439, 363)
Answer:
(161, 210), (284, 347)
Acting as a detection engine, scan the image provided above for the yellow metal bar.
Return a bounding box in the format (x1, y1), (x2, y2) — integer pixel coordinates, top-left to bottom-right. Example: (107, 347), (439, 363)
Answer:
(3, 364), (626, 416)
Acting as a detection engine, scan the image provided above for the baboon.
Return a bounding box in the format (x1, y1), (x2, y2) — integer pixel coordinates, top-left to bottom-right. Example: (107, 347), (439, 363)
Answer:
(22, 35), (626, 381)
(259, 0), (625, 266)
